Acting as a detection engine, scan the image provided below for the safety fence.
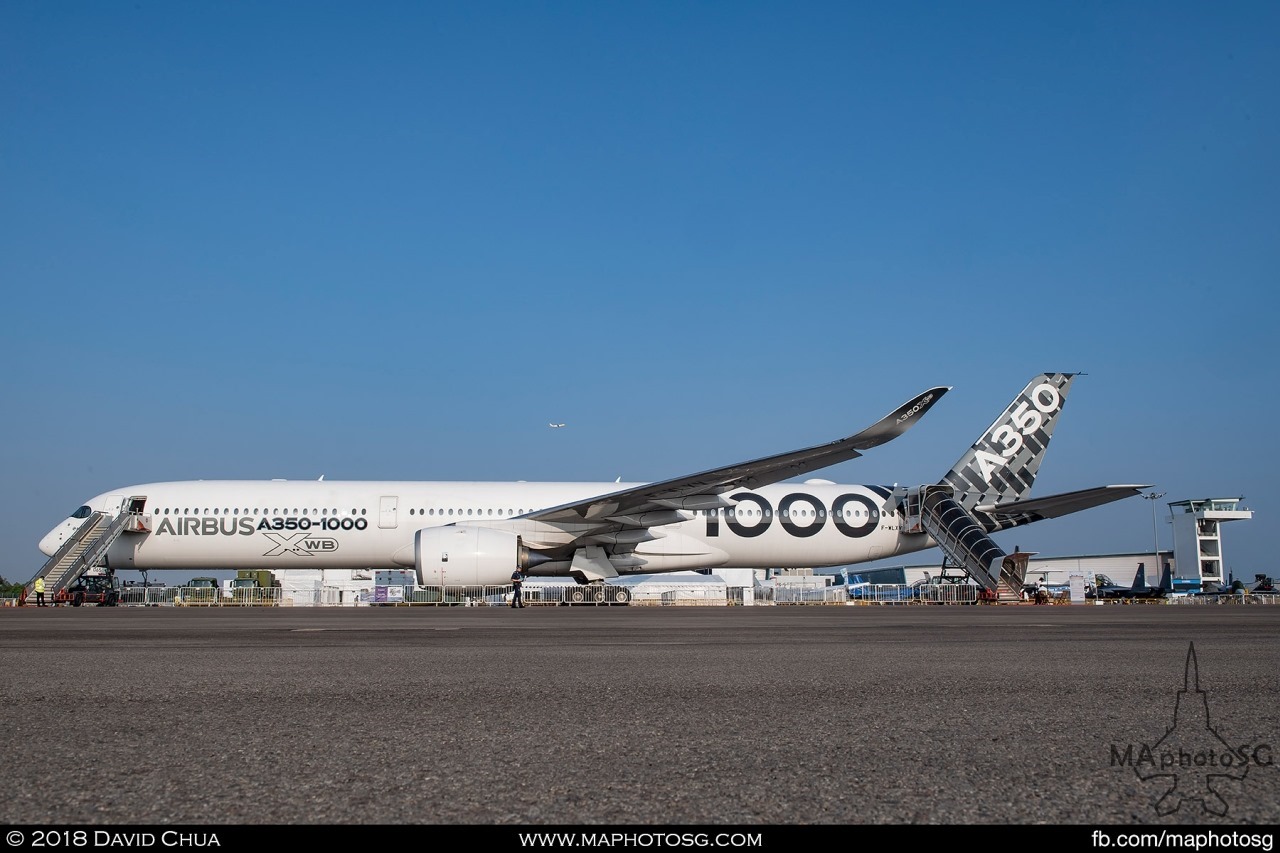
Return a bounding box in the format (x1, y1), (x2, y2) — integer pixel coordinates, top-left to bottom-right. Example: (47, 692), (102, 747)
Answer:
(758, 583), (984, 605)
(8, 584), (1278, 608)
(1161, 592), (1280, 605)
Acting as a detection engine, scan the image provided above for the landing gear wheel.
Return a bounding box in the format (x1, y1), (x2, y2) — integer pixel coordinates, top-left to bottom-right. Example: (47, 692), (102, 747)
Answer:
(72, 591), (85, 607)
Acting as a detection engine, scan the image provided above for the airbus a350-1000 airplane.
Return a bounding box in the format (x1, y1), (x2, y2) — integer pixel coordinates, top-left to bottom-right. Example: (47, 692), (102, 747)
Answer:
(35, 373), (1149, 596)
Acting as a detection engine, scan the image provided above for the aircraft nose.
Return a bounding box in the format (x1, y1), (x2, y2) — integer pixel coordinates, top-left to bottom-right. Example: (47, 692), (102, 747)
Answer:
(39, 523), (68, 557)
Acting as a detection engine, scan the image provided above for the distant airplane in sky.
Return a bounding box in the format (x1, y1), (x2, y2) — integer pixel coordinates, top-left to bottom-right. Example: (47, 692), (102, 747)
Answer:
(549, 423), (566, 428)
(30, 373), (1148, 603)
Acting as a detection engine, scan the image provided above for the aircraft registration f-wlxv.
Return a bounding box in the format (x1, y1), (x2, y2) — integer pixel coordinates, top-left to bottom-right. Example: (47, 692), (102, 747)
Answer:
(33, 374), (1149, 598)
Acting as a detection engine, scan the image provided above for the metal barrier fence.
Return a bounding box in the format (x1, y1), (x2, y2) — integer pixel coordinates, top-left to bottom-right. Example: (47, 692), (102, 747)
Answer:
(851, 584), (921, 604)
(332, 584), (633, 606)
(773, 586), (848, 605)
(1164, 593), (1280, 606)
(741, 583), (985, 605)
(917, 583), (982, 604)
(857, 583), (983, 604)
(13, 583), (1279, 608)
(118, 586), (180, 607)
(369, 584), (511, 606)
(174, 587), (285, 606)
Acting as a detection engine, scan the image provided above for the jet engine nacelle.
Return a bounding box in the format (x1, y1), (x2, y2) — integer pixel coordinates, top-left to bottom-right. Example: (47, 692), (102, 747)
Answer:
(414, 526), (531, 586)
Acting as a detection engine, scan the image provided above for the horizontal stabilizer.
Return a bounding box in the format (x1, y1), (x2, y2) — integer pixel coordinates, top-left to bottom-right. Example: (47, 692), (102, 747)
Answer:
(977, 485), (1151, 526)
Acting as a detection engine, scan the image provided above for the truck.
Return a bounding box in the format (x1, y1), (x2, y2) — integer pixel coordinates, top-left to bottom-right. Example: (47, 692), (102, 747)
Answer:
(175, 576), (225, 606)
(227, 570), (280, 606)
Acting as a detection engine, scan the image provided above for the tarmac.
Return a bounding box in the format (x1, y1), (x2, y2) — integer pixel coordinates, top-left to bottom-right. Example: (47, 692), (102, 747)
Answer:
(1, 604), (1276, 827)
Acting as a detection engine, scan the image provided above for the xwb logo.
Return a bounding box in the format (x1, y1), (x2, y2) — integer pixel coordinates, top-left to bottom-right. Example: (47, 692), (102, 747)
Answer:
(262, 533), (340, 557)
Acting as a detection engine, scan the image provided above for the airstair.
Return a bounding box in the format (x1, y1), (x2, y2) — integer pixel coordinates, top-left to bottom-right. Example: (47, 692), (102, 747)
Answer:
(24, 508), (147, 603)
(905, 485), (1030, 599)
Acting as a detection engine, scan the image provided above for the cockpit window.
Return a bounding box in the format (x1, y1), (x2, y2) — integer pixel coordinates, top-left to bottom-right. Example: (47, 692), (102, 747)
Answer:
(71, 505), (93, 519)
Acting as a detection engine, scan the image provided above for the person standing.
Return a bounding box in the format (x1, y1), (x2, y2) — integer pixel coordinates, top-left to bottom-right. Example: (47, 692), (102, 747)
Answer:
(510, 568), (525, 608)
(33, 576), (46, 607)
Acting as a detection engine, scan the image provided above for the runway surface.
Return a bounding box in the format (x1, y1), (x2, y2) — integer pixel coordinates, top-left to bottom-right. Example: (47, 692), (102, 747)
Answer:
(1, 604), (1276, 826)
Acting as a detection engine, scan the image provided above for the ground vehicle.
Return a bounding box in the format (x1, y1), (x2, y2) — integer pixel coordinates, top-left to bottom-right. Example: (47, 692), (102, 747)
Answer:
(227, 570), (280, 605)
(57, 571), (120, 607)
(175, 576), (224, 606)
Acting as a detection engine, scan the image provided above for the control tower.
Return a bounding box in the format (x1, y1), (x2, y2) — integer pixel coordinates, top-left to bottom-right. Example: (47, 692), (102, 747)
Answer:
(1168, 498), (1253, 587)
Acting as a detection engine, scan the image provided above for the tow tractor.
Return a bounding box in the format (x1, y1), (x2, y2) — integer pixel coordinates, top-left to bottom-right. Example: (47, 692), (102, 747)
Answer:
(55, 568), (120, 607)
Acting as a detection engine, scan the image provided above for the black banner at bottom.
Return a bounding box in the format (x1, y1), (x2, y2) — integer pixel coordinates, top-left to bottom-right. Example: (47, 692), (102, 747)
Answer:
(3, 825), (1276, 851)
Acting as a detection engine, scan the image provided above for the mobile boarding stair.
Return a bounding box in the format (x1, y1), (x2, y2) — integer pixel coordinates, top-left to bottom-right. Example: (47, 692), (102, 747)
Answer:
(903, 485), (1030, 602)
(21, 508), (148, 605)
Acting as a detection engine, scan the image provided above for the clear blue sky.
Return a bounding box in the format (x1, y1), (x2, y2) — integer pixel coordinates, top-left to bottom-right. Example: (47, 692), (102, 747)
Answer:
(3, 2), (1276, 585)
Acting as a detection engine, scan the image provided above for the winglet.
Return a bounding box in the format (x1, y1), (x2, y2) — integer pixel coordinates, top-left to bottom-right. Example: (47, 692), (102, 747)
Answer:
(845, 386), (951, 451)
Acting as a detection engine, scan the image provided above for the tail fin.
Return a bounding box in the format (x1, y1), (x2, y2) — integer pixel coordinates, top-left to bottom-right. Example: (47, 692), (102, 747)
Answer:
(1132, 562), (1148, 591)
(940, 373), (1077, 510)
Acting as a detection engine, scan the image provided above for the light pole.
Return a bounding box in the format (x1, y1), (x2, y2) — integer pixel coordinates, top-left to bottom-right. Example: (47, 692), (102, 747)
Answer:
(1142, 491), (1167, 574)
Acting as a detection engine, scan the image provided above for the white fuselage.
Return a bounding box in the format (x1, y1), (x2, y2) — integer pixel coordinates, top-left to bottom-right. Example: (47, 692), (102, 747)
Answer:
(39, 479), (935, 575)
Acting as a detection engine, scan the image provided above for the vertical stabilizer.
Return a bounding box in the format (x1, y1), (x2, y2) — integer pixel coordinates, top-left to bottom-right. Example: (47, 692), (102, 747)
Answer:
(940, 373), (1076, 510)
(1132, 562), (1148, 591)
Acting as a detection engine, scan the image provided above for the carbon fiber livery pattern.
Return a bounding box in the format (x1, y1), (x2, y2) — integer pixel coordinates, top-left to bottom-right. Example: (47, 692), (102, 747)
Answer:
(939, 373), (1076, 516)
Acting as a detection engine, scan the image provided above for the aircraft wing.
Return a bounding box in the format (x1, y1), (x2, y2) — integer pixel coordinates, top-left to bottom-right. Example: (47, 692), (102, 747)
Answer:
(976, 485), (1151, 529)
(526, 386), (950, 527)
